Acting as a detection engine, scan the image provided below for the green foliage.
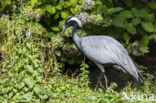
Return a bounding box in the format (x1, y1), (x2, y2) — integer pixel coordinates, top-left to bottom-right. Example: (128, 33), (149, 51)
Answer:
(0, 0), (17, 11)
(108, 7), (123, 15)
(0, 0), (155, 103)
(141, 22), (154, 32)
(25, 0), (81, 31)
(148, 2), (156, 9)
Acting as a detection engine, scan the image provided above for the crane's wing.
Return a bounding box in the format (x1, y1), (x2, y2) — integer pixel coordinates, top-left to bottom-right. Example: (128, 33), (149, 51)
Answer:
(79, 36), (143, 85)
(80, 36), (128, 65)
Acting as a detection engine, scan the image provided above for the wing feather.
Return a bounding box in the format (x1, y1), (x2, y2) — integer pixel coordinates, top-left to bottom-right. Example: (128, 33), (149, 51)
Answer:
(80, 36), (138, 78)
(80, 36), (128, 65)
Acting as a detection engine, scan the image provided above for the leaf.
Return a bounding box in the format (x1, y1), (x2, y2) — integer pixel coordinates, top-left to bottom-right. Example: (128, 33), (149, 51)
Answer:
(21, 92), (33, 100)
(34, 87), (41, 94)
(141, 22), (154, 32)
(95, 0), (103, 6)
(148, 2), (156, 9)
(71, 0), (77, 7)
(108, 7), (123, 14)
(46, 5), (56, 14)
(24, 77), (34, 88)
(149, 34), (156, 40)
(90, 96), (97, 100)
(55, 50), (61, 57)
(141, 35), (149, 47)
(59, 0), (65, 5)
(145, 14), (154, 22)
(122, 32), (130, 44)
(131, 8), (148, 18)
(61, 11), (69, 19)
(70, 8), (75, 14)
(26, 43), (31, 49)
(43, 32), (55, 38)
(65, 1), (72, 8)
(122, 0), (133, 7)
(17, 19), (25, 24)
(13, 89), (18, 93)
(120, 10), (133, 19)
(33, 59), (39, 68)
(100, 5), (108, 15)
(132, 18), (141, 26)
(51, 26), (60, 31)
(15, 30), (21, 35)
(154, 23), (156, 32)
(19, 82), (25, 89)
(37, 76), (42, 83)
(139, 46), (149, 54)
(39, 94), (48, 100)
(112, 15), (125, 28)
(126, 23), (136, 35)
(131, 8), (139, 17)
(54, 13), (59, 20)
(31, 0), (37, 7)
(26, 65), (34, 73)
(9, 92), (14, 98)
(51, 7), (56, 15)
(56, 5), (62, 10)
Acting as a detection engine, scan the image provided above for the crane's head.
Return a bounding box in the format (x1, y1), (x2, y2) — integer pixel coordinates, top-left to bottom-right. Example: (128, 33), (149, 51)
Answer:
(61, 16), (82, 34)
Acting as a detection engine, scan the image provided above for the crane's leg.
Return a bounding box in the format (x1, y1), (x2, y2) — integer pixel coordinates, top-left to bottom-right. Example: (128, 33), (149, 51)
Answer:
(95, 72), (103, 90)
(103, 72), (108, 89)
(95, 63), (108, 90)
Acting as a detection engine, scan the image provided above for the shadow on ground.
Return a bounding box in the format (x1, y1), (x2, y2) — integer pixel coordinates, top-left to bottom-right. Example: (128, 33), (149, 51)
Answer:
(62, 62), (134, 91)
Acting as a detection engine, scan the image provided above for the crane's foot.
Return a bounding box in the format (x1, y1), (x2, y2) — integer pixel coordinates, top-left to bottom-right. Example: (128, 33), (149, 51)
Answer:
(94, 72), (103, 90)
(103, 72), (108, 90)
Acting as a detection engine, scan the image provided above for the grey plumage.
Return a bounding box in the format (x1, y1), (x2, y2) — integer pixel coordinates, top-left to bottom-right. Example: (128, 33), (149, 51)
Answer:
(61, 16), (144, 88)
(80, 36), (143, 85)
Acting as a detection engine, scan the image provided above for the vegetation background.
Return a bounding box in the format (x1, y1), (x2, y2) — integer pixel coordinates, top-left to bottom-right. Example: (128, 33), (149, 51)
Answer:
(0, 0), (155, 102)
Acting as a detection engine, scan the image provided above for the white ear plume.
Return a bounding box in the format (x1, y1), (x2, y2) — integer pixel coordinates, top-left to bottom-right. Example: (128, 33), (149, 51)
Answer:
(68, 17), (83, 28)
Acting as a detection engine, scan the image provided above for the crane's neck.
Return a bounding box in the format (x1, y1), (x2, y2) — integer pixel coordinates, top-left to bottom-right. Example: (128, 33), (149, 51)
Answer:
(72, 24), (80, 48)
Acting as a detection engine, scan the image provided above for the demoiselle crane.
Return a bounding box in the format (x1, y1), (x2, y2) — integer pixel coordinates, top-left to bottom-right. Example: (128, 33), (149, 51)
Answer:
(61, 16), (144, 89)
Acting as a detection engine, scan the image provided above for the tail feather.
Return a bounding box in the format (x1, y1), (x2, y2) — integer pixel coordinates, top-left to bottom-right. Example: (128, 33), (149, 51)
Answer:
(133, 61), (144, 85)
(128, 58), (144, 85)
(121, 56), (144, 85)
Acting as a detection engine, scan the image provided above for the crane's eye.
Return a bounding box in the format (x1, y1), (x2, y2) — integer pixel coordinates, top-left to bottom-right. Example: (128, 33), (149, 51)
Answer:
(65, 20), (69, 26)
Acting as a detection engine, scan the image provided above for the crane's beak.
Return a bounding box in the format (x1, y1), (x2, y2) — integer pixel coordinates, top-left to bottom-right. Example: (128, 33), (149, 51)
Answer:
(61, 28), (65, 35)
(61, 26), (67, 35)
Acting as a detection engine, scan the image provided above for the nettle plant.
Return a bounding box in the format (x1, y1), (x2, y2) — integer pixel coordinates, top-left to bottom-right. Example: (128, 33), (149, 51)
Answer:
(0, 0), (18, 12)
(25, 0), (81, 31)
(18, 0), (83, 64)
(0, 5), (62, 102)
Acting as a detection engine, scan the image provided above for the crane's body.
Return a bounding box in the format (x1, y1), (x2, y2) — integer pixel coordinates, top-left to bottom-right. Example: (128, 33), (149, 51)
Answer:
(61, 16), (144, 89)
(79, 35), (128, 65)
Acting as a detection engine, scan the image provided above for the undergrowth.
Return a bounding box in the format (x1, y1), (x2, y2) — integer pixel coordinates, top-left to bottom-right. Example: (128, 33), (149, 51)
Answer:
(0, 1), (155, 103)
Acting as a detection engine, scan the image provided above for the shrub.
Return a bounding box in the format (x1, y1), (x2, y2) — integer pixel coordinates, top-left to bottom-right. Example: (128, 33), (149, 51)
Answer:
(0, 0), (155, 103)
